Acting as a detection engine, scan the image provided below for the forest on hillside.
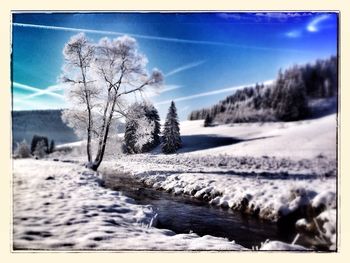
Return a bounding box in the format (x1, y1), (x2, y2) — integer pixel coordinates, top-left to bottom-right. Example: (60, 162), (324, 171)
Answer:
(12, 110), (78, 147)
(188, 56), (338, 124)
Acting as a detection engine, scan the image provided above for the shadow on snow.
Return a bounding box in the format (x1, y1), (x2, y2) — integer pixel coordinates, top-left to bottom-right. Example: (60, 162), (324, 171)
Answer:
(177, 134), (275, 153)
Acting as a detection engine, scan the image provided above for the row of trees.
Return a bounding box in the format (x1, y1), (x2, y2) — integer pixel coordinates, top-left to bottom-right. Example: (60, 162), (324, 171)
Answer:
(124, 101), (181, 154)
(188, 56), (337, 124)
(15, 135), (55, 159)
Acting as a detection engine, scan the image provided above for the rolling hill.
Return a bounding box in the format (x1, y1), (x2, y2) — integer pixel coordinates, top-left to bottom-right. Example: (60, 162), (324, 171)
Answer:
(12, 110), (78, 148)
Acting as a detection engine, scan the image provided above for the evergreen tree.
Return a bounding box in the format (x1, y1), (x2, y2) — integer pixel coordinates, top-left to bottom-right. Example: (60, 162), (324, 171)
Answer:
(124, 118), (138, 154)
(31, 135), (49, 154)
(162, 101), (181, 154)
(273, 67), (309, 121)
(142, 103), (161, 151)
(204, 113), (213, 127)
(49, 139), (55, 154)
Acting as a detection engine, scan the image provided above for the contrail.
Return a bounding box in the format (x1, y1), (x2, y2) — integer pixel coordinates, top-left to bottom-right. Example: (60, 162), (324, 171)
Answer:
(13, 22), (228, 46)
(12, 82), (64, 99)
(155, 79), (274, 106)
(22, 84), (67, 100)
(165, 60), (206, 77)
(13, 22), (305, 52)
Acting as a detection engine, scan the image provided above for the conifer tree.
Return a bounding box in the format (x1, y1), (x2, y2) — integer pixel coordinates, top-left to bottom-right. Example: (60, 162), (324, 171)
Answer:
(162, 101), (181, 154)
(143, 103), (161, 151)
(49, 139), (55, 154)
(204, 113), (213, 127)
(124, 118), (138, 154)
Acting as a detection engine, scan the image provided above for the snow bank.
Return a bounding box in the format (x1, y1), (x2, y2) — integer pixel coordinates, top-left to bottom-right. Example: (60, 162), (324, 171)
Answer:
(101, 151), (336, 250)
(259, 240), (308, 251)
(105, 155), (336, 222)
(13, 159), (245, 250)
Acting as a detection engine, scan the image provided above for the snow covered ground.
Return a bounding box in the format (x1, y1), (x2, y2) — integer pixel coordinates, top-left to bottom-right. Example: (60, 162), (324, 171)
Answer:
(14, 113), (337, 250)
(99, 113), (337, 249)
(178, 114), (336, 159)
(13, 159), (247, 250)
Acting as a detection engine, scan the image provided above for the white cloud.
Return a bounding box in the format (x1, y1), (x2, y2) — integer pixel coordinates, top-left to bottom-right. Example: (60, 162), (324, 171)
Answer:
(256, 12), (314, 21)
(285, 13), (334, 38)
(217, 13), (243, 20)
(307, 14), (331, 32)
(285, 30), (302, 38)
(165, 60), (206, 77)
(155, 80), (273, 106)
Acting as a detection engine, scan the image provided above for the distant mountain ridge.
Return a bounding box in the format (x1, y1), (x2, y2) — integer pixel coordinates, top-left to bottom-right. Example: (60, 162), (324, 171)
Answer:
(12, 109), (78, 147)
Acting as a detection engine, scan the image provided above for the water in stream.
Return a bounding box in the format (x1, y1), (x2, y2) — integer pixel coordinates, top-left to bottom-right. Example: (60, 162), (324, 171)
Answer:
(102, 172), (301, 249)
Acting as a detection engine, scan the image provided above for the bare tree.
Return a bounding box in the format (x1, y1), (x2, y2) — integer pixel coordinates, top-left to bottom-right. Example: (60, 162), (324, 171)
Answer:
(61, 34), (163, 170)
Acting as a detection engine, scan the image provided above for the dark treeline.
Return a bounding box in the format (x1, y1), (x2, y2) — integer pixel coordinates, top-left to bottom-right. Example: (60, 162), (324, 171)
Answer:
(188, 56), (337, 123)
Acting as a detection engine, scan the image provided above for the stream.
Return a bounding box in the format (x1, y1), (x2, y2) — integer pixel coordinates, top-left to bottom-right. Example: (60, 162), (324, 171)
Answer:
(101, 172), (309, 250)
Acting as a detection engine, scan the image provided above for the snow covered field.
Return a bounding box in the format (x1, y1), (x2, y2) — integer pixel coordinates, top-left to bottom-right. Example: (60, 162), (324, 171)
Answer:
(100, 114), (337, 249)
(13, 113), (337, 250)
(178, 113), (336, 159)
(13, 159), (247, 250)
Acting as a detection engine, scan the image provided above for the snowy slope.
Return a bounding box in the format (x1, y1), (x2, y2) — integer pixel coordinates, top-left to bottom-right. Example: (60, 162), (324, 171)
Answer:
(179, 114), (336, 159)
(47, 113), (337, 250)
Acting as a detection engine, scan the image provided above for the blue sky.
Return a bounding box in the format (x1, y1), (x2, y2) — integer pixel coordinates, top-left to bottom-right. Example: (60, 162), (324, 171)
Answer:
(12, 12), (338, 120)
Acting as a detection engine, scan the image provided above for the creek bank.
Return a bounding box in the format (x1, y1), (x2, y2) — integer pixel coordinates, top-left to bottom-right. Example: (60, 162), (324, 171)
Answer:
(101, 169), (333, 250)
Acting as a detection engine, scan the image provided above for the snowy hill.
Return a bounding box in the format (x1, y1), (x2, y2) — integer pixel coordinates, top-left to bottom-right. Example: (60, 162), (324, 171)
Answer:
(179, 113), (336, 160)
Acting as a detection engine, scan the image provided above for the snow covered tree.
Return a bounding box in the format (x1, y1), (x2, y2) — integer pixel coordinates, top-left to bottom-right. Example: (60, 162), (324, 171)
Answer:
(162, 101), (181, 154)
(141, 102), (161, 151)
(14, 140), (31, 158)
(204, 113), (213, 127)
(124, 102), (160, 153)
(272, 67), (308, 121)
(124, 118), (138, 154)
(61, 34), (163, 170)
(60, 33), (97, 163)
(33, 140), (47, 159)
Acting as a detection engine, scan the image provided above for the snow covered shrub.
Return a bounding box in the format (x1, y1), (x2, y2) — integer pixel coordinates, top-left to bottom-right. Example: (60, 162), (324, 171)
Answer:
(124, 102), (160, 154)
(33, 140), (48, 159)
(162, 101), (181, 154)
(14, 140), (31, 158)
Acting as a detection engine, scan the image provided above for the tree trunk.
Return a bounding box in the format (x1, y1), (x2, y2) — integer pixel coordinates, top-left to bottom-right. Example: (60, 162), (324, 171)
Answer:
(78, 52), (92, 163)
(89, 96), (118, 171)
